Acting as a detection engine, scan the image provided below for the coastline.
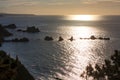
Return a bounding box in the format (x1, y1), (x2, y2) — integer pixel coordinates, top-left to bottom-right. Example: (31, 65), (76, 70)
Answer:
(0, 24), (35, 80)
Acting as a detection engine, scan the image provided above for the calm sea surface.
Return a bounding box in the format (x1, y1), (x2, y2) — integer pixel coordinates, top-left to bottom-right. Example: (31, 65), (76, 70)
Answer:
(0, 15), (120, 80)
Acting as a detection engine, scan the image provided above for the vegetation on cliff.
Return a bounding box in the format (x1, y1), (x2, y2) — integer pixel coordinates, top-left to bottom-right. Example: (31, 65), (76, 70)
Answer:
(81, 50), (120, 80)
(0, 50), (34, 80)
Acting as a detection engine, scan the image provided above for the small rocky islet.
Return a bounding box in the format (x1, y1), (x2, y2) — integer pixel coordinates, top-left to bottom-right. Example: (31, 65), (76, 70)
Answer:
(4, 37), (29, 42)
(4, 24), (17, 29)
(17, 26), (40, 33)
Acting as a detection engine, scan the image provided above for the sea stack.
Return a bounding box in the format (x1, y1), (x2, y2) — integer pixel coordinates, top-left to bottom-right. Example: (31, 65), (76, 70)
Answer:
(4, 24), (17, 29)
(44, 36), (53, 41)
(25, 26), (40, 33)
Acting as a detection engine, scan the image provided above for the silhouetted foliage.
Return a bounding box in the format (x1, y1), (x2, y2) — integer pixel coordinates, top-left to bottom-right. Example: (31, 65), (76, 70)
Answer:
(81, 50), (120, 80)
(0, 50), (35, 80)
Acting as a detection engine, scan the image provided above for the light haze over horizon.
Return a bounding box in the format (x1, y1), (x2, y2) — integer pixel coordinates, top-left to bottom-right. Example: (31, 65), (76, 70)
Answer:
(0, 0), (120, 15)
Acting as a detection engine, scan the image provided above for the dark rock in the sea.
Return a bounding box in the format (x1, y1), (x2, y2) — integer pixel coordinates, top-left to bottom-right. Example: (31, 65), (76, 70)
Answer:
(98, 37), (110, 40)
(17, 29), (22, 32)
(90, 35), (96, 40)
(103, 37), (110, 40)
(44, 36), (53, 41)
(11, 37), (29, 42)
(25, 26), (40, 33)
(17, 26), (40, 33)
(4, 24), (17, 29)
(68, 36), (74, 41)
(14, 37), (29, 42)
(98, 37), (104, 40)
(4, 37), (29, 42)
(0, 50), (35, 80)
(0, 24), (13, 37)
(55, 77), (63, 80)
(58, 36), (64, 41)
(19, 37), (29, 42)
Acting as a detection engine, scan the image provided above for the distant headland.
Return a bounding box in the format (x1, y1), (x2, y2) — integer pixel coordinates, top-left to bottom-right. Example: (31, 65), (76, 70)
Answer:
(0, 13), (36, 17)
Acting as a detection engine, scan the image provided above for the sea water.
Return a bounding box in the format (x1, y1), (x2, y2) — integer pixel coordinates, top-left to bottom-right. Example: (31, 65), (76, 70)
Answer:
(0, 15), (120, 80)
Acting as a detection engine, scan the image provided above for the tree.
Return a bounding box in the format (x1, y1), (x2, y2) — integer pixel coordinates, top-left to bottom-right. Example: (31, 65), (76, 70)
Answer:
(81, 50), (120, 80)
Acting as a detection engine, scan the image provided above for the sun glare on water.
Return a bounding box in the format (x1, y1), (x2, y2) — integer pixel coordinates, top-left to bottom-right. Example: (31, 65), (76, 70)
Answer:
(67, 15), (99, 21)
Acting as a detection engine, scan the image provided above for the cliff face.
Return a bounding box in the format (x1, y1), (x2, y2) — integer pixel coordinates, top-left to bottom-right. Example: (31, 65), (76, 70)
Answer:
(0, 50), (35, 80)
(16, 62), (35, 80)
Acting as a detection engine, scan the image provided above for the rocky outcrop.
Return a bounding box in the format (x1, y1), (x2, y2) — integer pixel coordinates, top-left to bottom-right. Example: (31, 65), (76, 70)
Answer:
(11, 37), (29, 42)
(44, 36), (53, 41)
(17, 26), (40, 33)
(80, 35), (110, 40)
(25, 26), (40, 33)
(68, 36), (74, 41)
(17, 29), (22, 32)
(58, 36), (64, 41)
(90, 35), (96, 40)
(0, 50), (35, 80)
(4, 24), (17, 29)
(4, 37), (29, 42)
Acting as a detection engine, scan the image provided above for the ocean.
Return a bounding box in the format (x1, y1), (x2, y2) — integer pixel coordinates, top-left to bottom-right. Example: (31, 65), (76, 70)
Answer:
(0, 15), (120, 80)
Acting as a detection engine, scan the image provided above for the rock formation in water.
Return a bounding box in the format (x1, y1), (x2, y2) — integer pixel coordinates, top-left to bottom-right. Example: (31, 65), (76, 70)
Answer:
(0, 50), (35, 80)
(90, 35), (96, 40)
(44, 36), (53, 41)
(4, 37), (29, 42)
(4, 24), (17, 29)
(58, 36), (64, 41)
(17, 26), (40, 33)
(68, 36), (74, 41)
(25, 26), (40, 33)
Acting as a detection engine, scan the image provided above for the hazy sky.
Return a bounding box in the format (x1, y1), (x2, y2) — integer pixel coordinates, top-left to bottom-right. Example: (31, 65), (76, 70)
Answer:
(0, 0), (120, 15)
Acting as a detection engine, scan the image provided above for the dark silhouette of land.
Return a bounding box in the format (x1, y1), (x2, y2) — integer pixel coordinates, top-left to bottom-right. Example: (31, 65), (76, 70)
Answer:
(17, 26), (40, 33)
(58, 36), (64, 41)
(0, 50), (34, 80)
(4, 24), (17, 29)
(44, 36), (53, 41)
(81, 50), (120, 80)
(4, 37), (29, 42)
(0, 24), (34, 80)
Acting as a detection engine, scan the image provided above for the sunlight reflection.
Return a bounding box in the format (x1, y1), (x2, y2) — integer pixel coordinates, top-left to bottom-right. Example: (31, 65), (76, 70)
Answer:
(68, 26), (97, 38)
(61, 40), (96, 80)
(57, 26), (101, 80)
(66, 15), (100, 21)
